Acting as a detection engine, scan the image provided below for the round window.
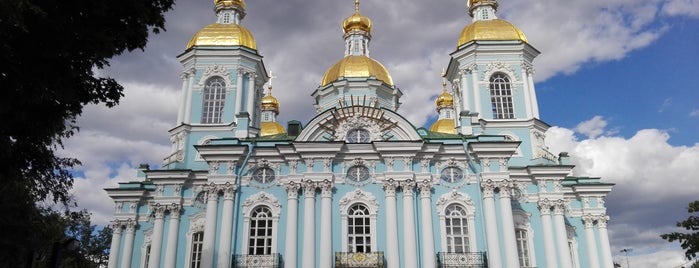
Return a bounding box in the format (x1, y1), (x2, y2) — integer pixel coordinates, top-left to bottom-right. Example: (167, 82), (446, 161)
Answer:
(346, 128), (371, 143)
(252, 167), (275, 184)
(440, 167), (464, 183)
(346, 165), (371, 182)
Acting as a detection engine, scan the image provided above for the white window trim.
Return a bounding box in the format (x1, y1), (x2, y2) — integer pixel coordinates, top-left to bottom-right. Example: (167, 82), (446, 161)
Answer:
(183, 212), (206, 267)
(339, 190), (379, 252)
(513, 209), (536, 267)
(567, 225), (580, 268)
(436, 191), (477, 252)
(141, 228), (153, 268)
(241, 192), (281, 254)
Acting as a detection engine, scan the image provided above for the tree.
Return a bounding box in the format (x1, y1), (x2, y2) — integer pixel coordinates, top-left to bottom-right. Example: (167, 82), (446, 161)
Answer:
(661, 200), (699, 261)
(0, 0), (173, 266)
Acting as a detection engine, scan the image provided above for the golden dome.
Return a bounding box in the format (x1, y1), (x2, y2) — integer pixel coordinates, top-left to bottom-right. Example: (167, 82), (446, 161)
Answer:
(429, 119), (456, 134)
(321, 55), (393, 86)
(214, 0), (245, 10)
(261, 94), (280, 111)
(343, 0), (371, 33)
(457, 19), (528, 47)
(260, 122), (286, 136)
(436, 91), (454, 107)
(187, 23), (257, 50)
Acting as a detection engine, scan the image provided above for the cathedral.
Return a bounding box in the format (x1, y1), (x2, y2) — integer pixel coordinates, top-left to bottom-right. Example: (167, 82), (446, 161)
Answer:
(105, 0), (615, 267)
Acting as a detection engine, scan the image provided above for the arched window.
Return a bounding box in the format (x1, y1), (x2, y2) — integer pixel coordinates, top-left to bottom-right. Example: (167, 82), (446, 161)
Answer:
(190, 232), (204, 268)
(516, 228), (531, 267)
(202, 76), (226, 124)
(444, 204), (470, 253)
(248, 206), (274, 255)
(346, 165), (371, 182)
(348, 204), (372, 253)
(346, 128), (371, 143)
(489, 73), (514, 119)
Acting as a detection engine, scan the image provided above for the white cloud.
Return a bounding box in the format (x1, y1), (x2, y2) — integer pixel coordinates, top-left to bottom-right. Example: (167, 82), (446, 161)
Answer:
(690, 109), (699, 117)
(575, 115), (609, 139)
(547, 116), (699, 261)
(662, 0), (699, 17)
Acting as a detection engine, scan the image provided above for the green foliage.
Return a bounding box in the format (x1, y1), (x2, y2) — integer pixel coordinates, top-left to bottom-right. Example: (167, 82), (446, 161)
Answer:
(661, 200), (699, 260)
(0, 0), (174, 204)
(0, 0), (173, 266)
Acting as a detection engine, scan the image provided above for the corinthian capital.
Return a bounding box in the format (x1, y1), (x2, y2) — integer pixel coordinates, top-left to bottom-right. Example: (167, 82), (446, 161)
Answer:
(481, 179), (497, 197)
(221, 182), (238, 200)
(302, 180), (317, 198)
(151, 203), (167, 219)
(285, 181), (301, 199)
(537, 199), (553, 214)
(401, 180), (416, 197)
(319, 179), (333, 197)
(383, 179), (398, 196)
(168, 204), (182, 218)
(417, 180), (433, 198)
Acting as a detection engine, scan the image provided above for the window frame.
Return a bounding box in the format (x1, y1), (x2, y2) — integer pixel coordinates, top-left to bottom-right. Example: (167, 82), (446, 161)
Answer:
(201, 76), (227, 124)
(347, 204), (373, 253)
(247, 206), (274, 255)
(489, 72), (515, 119)
(339, 190), (379, 253)
(436, 192), (477, 254)
(513, 209), (536, 267)
(444, 204), (471, 253)
(241, 192), (281, 256)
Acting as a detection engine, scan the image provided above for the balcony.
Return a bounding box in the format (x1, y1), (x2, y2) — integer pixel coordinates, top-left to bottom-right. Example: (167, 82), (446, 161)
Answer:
(232, 253), (282, 268)
(437, 252), (488, 268)
(335, 252), (385, 268)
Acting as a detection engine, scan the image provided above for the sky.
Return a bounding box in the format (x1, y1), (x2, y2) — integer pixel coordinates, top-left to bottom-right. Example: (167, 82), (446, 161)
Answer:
(60, 0), (699, 267)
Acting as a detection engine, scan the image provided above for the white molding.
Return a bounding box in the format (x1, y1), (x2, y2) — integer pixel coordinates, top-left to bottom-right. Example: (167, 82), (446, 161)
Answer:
(339, 190), (379, 252)
(436, 191), (477, 252)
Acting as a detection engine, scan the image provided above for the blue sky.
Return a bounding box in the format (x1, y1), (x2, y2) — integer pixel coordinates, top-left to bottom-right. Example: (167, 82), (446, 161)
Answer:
(59, 1), (699, 267)
(538, 17), (699, 147)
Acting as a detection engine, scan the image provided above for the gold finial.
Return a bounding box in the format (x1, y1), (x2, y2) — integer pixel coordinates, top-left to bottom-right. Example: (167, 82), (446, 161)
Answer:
(268, 71), (276, 92)
(355, 0), (360, 13)
(441, 68), (447, 92)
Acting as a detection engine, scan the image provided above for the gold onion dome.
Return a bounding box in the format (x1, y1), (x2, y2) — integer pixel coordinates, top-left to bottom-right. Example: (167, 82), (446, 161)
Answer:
(430, 119), (456, 134)
(457, 19), (527, 47)
(187, 24), (257, 49)
(343, 0), (372, 33)
(260, 122), (286, 136)
(435, 91), (454, 107)
(214, 0), (245, 10)
(321, 55), (393, 86)
(261, 89), (280, 111)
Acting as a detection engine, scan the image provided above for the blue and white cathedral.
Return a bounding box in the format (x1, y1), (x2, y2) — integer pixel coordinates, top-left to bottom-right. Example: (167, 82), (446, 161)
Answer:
(106, 0), (615, 267)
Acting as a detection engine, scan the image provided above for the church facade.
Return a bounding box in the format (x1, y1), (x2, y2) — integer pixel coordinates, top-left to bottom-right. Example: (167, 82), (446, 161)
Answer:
(105, 0), (615, 268)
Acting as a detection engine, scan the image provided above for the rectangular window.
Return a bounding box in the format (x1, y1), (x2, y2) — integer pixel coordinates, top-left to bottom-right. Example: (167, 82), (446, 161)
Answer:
(190, 232), (204, 268)
(516, 229), (531, 267)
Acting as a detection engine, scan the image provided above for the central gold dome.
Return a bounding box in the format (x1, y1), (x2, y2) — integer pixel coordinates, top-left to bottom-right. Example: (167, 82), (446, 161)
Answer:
(457, 19), (527, 47)
(187, 23), (257, 50)
(430, 119), (456, 134)
(261, 94), (280, 110)
(214, 0), (245, 9)
(435, 91), (454, 107)
(321, 55), (393, 86)
(260, 122), (286, 136)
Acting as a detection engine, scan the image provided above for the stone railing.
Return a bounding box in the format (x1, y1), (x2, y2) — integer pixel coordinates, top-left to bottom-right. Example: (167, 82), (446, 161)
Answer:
(437, 252), (488, 268)
(334, 251), (385, 268)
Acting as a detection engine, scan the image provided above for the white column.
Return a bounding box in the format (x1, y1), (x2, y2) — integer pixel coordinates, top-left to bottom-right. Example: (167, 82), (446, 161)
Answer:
(177, 73), (188, 123)
(383, 180), (400, 268)
(120, 220), (136, 268)
(201, 186), (219, 268)
(148, 205), (166, 268)
(107, 221), (122, 268)
(401, 181), (418, 268)
(164, 205), (182, 268)
(597, 215), (614, 268)
(284, 182), (301, 268)
(245, 72), (256, 119)
(302, 181), (316, 268)
(553, 201), (573, 268)
(319, 180), (334, 268)
(471, 66), (481, 118)
(235, 70), (244, 115)
(498, 181), (520, 268)
(527, 69), (539, 118)
(460, 70), (470, 112)
(481, 180), (502, 268)
(538, 200), (558, 268)
(184, 69), (195, 124)
(521, 68), (533, 118)
(418, 180), (436, 268)
(582, 215), (600, 268)
(217, 184), (237, 268)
